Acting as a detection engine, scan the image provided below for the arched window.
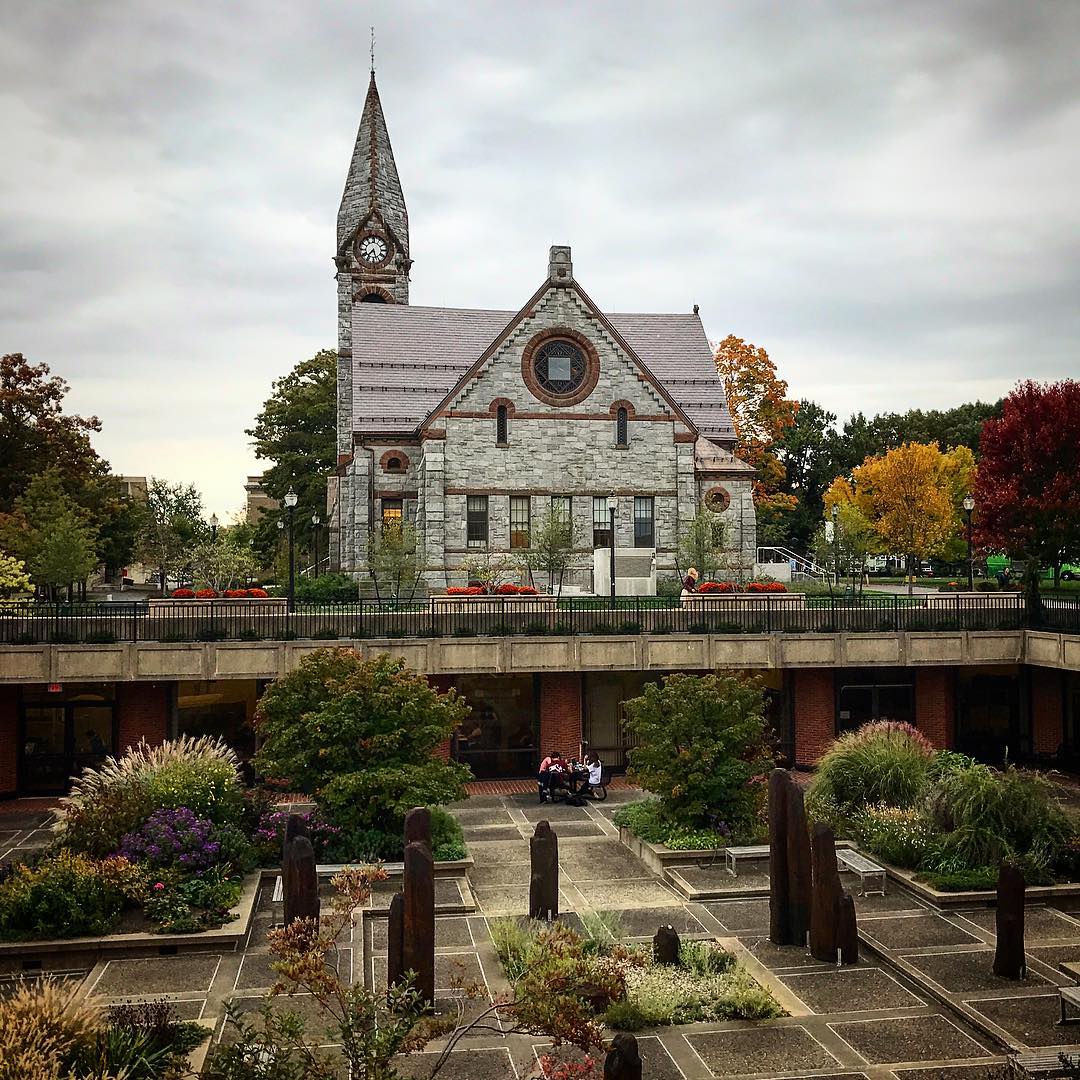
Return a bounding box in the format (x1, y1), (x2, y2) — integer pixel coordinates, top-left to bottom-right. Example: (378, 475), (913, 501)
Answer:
(386, 456), (402, 472)
(616, 407), (628, 447)
(360, 292), (387, 304)
(496, 404), (508, 445)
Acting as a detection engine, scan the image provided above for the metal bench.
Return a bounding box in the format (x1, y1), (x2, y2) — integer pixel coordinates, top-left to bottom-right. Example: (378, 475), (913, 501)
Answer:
(1059, 985), (1080, 1026)
(723, 844), (770, 877)
(836, 849), (886, 896)
(1009, 1050), (1080, 1077)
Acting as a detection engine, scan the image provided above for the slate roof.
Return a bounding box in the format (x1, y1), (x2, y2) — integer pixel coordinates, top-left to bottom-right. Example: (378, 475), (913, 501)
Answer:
(351, 303), (736, 442)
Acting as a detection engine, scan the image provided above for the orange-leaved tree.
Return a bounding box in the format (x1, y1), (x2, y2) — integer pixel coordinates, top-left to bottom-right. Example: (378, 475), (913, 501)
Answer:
(714, 335), (798, 543)
(825, 442), (975, 594)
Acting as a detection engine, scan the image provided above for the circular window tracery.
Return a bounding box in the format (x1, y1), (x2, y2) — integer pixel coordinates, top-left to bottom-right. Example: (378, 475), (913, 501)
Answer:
(704, 486), (731, 513)
(532, 340), (587, 397)
(520, 329), (600, 407)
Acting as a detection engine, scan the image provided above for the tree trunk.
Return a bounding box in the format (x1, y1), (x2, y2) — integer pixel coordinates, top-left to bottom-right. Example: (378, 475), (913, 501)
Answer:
(1024, 559), (1043, 627)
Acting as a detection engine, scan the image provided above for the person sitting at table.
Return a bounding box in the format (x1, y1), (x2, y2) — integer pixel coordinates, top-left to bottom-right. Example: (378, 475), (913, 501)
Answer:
(538, 749), (565, 802)
(577, 751), (603, 796)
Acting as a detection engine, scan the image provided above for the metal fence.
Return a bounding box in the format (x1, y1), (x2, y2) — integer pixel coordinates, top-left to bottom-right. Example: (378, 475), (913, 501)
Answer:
(0, 592), (1076, 645)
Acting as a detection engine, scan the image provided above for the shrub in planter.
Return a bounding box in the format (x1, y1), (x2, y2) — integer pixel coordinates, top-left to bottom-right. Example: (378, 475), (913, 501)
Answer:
(851, 805), (938, 869)
(0, 851), (144, 940)
(808, 720), (934, 813)
(116, 807), (253, 873)
(56, 735), (245, 857)
(295, 573), (358, 603)
(195, 588), (217, 599)
(171, 588), (196, 599)
(0, 980), (102, 1075)
(84, 630), (118, 644)
(621, 673), (774, 832)
(253, 651), (471, 840)
(312, 628), (339, 640)
(247, 587), (270, 598)
(250, 807), (341, 866)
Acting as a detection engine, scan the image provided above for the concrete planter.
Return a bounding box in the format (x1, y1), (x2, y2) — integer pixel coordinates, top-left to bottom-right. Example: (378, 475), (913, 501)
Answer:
(682, 592), (806, 606)
(148, 598), (287, 613)
(432, 594), (557, 610)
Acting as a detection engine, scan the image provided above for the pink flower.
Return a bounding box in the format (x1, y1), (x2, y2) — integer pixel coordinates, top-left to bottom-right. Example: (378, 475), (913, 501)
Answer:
(153, 881), (165, 891)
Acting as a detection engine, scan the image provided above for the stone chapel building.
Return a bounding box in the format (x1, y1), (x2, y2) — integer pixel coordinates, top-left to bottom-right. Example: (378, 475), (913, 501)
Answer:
(329, 75), (756, 591)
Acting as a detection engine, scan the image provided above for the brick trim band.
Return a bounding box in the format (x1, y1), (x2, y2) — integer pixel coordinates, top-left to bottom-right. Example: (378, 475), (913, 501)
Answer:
(379, 450), (410, 473)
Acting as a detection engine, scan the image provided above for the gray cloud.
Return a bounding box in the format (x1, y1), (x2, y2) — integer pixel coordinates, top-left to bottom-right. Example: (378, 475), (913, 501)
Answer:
(1, 0), (1077, 515)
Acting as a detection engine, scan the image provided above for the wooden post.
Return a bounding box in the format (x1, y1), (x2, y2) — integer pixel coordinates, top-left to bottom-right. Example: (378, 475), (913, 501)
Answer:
(404, 806), (432, 851)
(387, 891), (405, 991)
(993, 863), (1026, 979)
(810, 823), (843, 963)
(529, 821), (559, 921)
(403, 840), (435, 1006)
(769, 768), (791, 945)
(653, 925), (680, 965)
(282, 834), (320, 933)
(786, 780), (812, 947)
(837, 892), (859, 965)
(604, 1033), (642, 1079)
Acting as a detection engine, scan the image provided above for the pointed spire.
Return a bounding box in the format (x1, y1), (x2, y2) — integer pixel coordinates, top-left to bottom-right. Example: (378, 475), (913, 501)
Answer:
(336, 71), (408, 257)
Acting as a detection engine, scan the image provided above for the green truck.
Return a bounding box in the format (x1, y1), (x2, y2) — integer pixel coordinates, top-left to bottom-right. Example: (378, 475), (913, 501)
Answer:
(985, 555), (1080, 582)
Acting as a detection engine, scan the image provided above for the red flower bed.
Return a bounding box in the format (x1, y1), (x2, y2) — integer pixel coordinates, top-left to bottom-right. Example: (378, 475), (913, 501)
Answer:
(171, 588), (196, 599)
(447, 586), (485, 595)
(697, 581), (734, 594)
(195, 588), (218, 599)
(745, 581), (787, 593)
(247, 587), (269, 598)
(223, 588), (248, 598)
(518, 585), (538, 595)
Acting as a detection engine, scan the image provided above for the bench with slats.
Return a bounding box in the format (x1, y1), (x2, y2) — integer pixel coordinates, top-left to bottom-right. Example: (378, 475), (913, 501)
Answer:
(836, 849), (886, 896)
(722, 844), (770, 877)
(1009, 1050), (1080, 1077)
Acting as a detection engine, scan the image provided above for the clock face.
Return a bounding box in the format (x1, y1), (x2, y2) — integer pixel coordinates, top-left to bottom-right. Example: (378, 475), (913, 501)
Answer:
(357, 234), (389, 265)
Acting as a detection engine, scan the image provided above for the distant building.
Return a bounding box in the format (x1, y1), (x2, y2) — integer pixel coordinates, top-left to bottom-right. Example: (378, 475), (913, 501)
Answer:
(245, 475), (278, 523)
(120, 475), (147, 500)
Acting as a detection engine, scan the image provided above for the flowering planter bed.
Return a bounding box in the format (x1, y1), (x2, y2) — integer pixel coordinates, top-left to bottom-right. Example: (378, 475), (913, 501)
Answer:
(148, 598), (287, 613)
(432, 594), (558, 611)
(0, 869), (260, 970)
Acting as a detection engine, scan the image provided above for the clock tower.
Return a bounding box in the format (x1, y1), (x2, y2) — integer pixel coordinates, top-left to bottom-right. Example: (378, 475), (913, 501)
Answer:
(336, 71), (411, 323)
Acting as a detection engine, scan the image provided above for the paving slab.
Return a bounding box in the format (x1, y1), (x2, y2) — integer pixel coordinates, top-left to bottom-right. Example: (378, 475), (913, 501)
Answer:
(904, 950), (1050, 993)
(1027, 945), (1080, 970)
(959, 907), (1080, 943)
(685, 1024), (839, 1074)
(965, 993), (1080, 1048)
(91, 954), (221, 997)
(522, 804), (597, 822)
(893, 1068), (1006, 1080)
(573, 879), (682, 910)
(781, 967), (926, 1012)
(460, 825), (523, 842)
(394, 1047), (516, 1079)
(469, 863), (532, 888)
(703, 899), (770, 931)
(599, 905), (708, 938)
(852, 889), (929, 915)
(829, 1015), (989, 1064)
(370, 915), (475, 952)
(669, 862), (770, 895)
(738, 936), (836, 971)
(860, 915), (983, 951)
(450, 809), (518, 827)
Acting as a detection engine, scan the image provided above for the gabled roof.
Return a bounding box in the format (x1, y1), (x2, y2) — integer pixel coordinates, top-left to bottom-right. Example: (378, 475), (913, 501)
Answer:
(350, 297), (736, 442)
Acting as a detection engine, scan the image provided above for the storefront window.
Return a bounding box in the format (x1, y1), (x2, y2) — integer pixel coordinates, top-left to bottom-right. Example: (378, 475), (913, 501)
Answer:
(176, 680), (260, 763)
(451, 675), (538, 778)
(19, 685), (115, 794)
(836, 668), (914, 733)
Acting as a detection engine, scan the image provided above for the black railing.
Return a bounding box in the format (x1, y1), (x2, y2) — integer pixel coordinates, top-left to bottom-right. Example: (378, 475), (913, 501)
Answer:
(0, 593), (1076, 645)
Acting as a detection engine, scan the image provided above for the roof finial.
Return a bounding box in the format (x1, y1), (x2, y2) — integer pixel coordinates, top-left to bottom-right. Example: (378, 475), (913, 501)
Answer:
(370, 26), (376, 78)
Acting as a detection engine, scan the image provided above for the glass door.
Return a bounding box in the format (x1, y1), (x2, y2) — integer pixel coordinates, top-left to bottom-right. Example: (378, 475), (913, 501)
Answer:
(20, 707), (69, 792)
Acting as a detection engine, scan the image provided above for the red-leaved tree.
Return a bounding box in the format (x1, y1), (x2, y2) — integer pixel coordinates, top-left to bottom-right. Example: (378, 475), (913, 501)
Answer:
(974, 380), (1080, 594)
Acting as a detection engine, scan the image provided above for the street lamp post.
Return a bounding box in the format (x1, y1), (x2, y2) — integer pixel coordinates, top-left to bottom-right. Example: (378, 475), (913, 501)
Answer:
(607, 494), (617, 600)
(311, 513), (321, 579)
(963, 494), (975, 592)
(209, 513), (218, 543)
(284, 488), (298, 612)
(831, 503), (841, 586)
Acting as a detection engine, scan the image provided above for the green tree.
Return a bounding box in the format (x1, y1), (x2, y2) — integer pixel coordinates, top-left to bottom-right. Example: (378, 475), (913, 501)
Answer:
(135, 479), (205, 594)
(369, 521), (421, 601)
(253, 651), (471, 839)
(775, 400), (838, 551)
(519, 509), (572, 595)
(812, 501), (876, 592)
(0, 552), (32, 598)
(676, 502), (728, 582)
(247, 349), (336, 551)
(187, 531), (259, 592)
(3, 469), (99, 598)
(622, 672), (775, 829)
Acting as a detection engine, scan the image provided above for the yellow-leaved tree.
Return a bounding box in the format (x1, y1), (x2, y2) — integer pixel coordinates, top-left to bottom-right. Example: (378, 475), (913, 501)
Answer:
(825, 442), (975, 594)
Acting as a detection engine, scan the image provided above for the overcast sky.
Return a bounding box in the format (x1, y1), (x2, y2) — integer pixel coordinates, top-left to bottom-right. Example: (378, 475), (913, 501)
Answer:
(2, 2), (1077, 518)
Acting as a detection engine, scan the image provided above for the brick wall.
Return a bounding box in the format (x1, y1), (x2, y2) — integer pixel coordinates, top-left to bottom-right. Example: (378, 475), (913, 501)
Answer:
(0, 687), (16, 796)
(539, 673), (583, 761)
(916, 669), (955, 750)
(1031, 668), (1064, 756)
(793, 669), (834, 767)
(116, 683), (169, 752)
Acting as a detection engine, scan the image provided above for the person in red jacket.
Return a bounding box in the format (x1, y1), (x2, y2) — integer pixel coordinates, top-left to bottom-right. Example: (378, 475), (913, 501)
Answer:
(537, 749), (567, 803)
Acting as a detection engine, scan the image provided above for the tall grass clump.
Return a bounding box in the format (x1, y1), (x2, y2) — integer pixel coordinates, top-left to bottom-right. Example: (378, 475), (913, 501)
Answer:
(927, 763), (1072, 868)
(55, 736), (243, 857)
(0, 979), (102, 1079)
(809, 720), (934, 813)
